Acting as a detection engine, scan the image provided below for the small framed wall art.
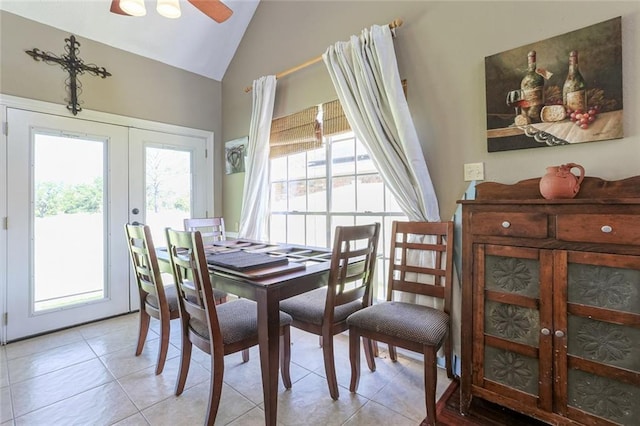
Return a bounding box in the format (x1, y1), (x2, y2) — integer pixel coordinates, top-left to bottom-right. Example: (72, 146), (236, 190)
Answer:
(225, 136), (247, 174)
(484, 17), (623, 152)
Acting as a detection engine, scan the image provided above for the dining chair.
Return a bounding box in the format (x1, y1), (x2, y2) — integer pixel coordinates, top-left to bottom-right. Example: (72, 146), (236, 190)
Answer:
(183, 217), (226, 245)
(184, 216), (252, 362)
(124, 223), (181, 375)
(279, 223), (380, 400)
(346, 221), (454, 426)
(165, 228), (293, 425)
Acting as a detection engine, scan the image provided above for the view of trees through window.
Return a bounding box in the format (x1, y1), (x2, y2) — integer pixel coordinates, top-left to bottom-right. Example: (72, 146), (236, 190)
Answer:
(269, 131), (408, 300)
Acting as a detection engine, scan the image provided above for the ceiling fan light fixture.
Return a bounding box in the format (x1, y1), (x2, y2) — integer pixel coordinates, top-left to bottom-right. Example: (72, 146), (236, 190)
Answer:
(119, 0), (146, 17)
(157, 0), (181, 19)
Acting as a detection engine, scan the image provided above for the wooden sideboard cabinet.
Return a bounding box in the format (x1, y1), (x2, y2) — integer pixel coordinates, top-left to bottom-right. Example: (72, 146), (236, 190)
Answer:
(458, 176), (640, 426)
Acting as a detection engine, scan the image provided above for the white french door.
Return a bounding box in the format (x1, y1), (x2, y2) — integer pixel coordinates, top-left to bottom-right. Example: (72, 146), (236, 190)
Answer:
(127, 128), (212, 310)
(4, 109), (212, 341)
(6, 109), (130, 340)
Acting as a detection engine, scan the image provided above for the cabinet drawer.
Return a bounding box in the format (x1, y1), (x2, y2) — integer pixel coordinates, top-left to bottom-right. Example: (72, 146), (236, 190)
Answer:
(471, 212), (548, 238)
(557, 214), (640, 245)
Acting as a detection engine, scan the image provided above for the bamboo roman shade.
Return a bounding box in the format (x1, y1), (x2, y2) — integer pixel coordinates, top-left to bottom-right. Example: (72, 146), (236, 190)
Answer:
(269, 106), (322, 159)
(321, 99), (351, 137)
(269, 81), (407, 158)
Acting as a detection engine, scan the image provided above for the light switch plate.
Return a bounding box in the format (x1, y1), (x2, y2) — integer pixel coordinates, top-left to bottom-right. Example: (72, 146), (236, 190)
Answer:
(464, 162), (484, 181)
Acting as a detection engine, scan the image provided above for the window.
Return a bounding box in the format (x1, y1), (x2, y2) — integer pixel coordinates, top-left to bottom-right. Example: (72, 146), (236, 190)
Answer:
(269, 131), (407, 300)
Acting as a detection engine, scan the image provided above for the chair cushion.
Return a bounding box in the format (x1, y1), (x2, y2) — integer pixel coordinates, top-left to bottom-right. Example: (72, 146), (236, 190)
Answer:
(347, 301), (449, 346)
(145, 285), (179, 312)
(189, 298), (292, 345)
(279, 287), (364, 326)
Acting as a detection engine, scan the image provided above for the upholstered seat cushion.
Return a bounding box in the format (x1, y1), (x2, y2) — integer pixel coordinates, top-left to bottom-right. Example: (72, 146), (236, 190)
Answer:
(145, 285), (179, 312)
(347, 301), (449, 346)
(279, 287), (364, 326)
(189, 298), (292, 345)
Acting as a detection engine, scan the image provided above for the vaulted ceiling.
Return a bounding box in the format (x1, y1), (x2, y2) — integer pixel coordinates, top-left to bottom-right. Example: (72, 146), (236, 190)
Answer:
(0, 0), (260, 81)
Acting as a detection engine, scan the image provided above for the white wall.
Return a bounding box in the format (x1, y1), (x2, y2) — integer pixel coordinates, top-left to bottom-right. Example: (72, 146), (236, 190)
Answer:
(222, 0), (639, 225)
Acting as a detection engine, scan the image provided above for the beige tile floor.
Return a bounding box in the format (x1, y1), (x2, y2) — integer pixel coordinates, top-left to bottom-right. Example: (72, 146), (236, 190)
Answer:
(0, 313), (452, 425)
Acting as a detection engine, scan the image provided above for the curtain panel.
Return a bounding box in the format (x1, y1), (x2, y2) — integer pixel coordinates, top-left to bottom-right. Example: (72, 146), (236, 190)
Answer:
(238, 75), (277, 241)
(322, 24), (440, 223)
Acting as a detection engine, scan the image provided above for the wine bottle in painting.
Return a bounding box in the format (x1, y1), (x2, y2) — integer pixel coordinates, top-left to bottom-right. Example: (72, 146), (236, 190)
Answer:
(520, 51), (544, 123)
(563, 50), (587, 112)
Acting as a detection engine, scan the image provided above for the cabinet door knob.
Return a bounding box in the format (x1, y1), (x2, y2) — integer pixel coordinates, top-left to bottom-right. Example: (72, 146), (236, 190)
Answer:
(555, 330), (565, 338)
(501, 221), (511, 228)
(601, 225), (613, 233)
(541, 328), (550, 336)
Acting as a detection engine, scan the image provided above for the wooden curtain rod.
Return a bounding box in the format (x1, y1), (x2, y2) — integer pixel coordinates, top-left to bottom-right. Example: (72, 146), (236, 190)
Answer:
(243, 18), (403, 93)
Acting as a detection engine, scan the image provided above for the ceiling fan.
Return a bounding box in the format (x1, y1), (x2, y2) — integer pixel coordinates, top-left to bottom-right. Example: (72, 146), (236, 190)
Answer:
(110, 0), (233, 23)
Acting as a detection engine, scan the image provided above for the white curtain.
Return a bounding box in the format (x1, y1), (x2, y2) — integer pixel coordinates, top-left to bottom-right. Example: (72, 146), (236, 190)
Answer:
(322, 24), (439, 222)
(238, 75), (277, 240)
(323, 25), (462, 359)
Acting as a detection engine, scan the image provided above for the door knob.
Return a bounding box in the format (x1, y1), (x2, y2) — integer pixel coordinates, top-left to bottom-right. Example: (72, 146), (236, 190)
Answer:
(131, 208), (140, 214)
(555, 330), (565, 338)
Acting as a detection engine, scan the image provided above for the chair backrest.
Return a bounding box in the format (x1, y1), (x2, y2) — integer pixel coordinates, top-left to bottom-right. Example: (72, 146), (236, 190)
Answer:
(124, 223), (167, 314)
(387, 221), (454, 314)
(183, 217), (226, 245)
(325, 223), (381, 316)
(165, 228), (223, 350)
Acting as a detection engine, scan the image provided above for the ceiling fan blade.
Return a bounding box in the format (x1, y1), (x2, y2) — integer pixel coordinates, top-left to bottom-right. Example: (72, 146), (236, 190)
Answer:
(188, 0), (233, 23)
(109, 0), (132, 16)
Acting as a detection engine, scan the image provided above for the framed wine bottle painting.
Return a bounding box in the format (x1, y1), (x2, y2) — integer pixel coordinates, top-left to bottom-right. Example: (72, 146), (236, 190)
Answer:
(484, 17), (623, 152)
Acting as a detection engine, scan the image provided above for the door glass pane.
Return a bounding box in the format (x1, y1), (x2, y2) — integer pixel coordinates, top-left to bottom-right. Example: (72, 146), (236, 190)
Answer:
(34, 134), (105, 311)
(144, 146), (191, 246)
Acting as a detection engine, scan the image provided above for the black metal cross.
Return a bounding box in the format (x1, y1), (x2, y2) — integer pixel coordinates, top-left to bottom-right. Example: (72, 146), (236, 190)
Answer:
(25, 35), (111, 115)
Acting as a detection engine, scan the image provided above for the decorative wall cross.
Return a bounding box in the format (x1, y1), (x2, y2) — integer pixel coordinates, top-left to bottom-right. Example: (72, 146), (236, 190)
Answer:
(25, 35), (111, 115)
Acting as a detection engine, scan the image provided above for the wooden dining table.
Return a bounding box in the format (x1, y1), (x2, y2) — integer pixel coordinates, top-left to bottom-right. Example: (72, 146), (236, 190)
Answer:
(158, 239), (333, 426)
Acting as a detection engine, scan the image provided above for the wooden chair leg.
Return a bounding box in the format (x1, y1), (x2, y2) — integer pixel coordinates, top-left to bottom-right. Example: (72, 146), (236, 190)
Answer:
(136, 309), (150, 356)
(444, 332), (454, 379)
(349, 328), (361, 392)
(206, 350), (225, 426)
(389, 343), (398, 361)
(155, 316), (171, 375)
(423, 347), (438, 426)
(321, 331), (339, 400)
(280, 326), (292, 389)
(175, 336), (192, 395)
(362, 337), (376, 372)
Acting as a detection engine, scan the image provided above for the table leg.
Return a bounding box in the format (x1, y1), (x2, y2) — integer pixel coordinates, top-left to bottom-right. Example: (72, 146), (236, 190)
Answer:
(257, 288), (280, 426)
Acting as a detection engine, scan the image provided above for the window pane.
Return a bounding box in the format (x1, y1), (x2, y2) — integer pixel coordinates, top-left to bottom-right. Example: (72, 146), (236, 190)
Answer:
(288, 180), (307, 211)
(306, 215), (327, 247)
(270, 214), (286, 243)
(330, 216), (355, 248)
(356, 174), (384, 212)
(308, 178), (327, 211)
(271, 156), (287, 181)
(145, 147), (192, 245)
(385, 186), (403, 212)
(332, 176), (355, 212)
(287, 214), (305, 245)
(271, 181), (287, 212)
(288, 152), (306, 180)
(331, 139), (355, 175)
(34, 134), (104, 311)
(356, 139), (376, 173)
(307, 147), (326, 179)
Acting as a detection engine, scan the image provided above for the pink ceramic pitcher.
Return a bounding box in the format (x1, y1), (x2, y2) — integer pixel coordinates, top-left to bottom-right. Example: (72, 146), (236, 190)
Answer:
(539, 163), (585, 199)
